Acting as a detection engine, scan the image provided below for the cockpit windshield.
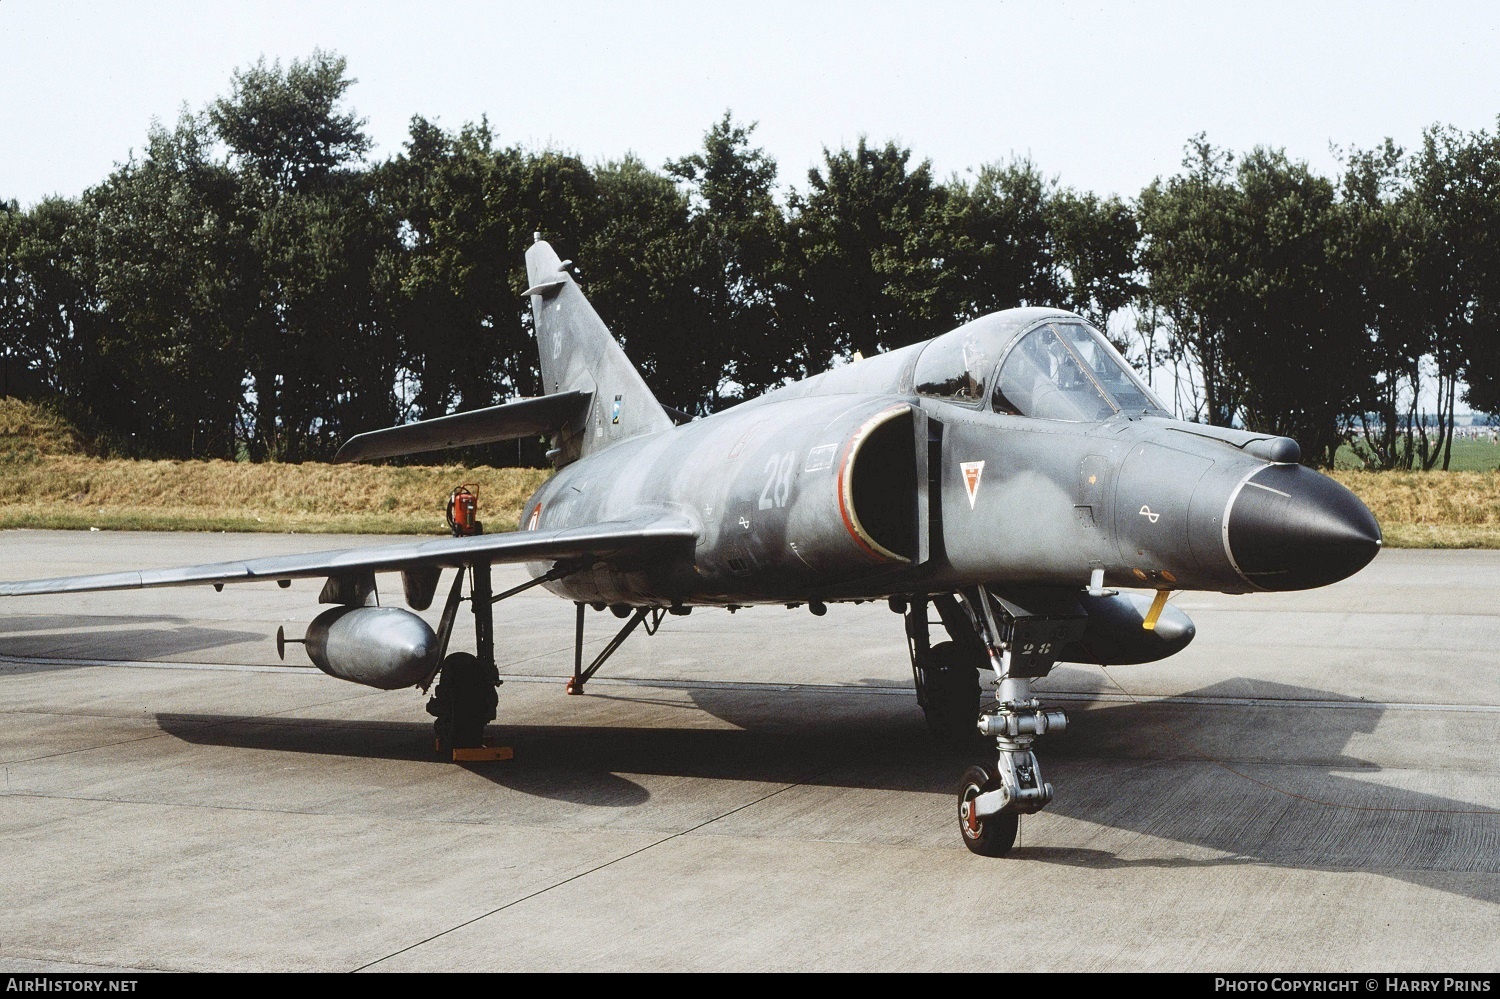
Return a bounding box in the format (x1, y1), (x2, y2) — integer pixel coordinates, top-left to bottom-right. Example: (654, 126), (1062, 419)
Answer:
(991, 322), (1167, 421)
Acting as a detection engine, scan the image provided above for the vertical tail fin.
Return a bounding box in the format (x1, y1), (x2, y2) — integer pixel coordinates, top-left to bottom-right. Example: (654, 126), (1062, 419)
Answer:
(525, 238), (672, 464)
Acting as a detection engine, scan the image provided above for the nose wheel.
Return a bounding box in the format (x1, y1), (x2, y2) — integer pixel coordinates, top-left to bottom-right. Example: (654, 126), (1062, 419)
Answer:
(957, 765), (1019, 856)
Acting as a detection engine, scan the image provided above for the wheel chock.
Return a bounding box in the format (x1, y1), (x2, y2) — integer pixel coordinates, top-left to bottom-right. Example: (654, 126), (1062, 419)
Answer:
(451, 745), (514, 762)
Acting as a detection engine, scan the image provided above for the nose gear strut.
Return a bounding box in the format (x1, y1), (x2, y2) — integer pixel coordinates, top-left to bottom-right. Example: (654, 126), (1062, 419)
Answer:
(949, 585), (1086, 856)
(959, 675), (1068, 854)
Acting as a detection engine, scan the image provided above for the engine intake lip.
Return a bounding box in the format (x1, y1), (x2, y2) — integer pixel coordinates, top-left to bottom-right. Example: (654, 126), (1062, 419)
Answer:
(1223, 464), (1382, 591)
(836, 405), (916, 564)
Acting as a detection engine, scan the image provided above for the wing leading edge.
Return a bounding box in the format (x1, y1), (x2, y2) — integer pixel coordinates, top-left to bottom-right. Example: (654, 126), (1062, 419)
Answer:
(0, 517), (697, 597)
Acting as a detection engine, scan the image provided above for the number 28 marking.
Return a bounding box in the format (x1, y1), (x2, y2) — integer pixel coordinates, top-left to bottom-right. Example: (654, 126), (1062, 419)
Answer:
(759, 452), (796, 509)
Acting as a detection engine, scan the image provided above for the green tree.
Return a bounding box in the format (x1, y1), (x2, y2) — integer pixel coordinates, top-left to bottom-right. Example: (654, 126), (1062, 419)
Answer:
(1340, 141), (1439, 469)
(1411, 123), (1500, 468)
(1227, 147), (1369, 466)
(380, 117), (599, 424)
(791, 139), (955, 362)
(0, 200), (33, 396)
(1137, 136), (1245, 426)
(1049, 189), (1142, 334)
(81, 112), (253, 456)
(581, 156), (703, 408)
(209, 50), (394, 459)
(1, 197), (108, 434)
(665, 113), (795, 404)
(207, 50), (371, 193)
(946, 159), (1061, 320)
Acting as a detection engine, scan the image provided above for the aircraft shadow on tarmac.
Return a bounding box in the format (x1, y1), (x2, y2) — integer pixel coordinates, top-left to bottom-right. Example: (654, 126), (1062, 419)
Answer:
(0, 614), (262, 671)
(154, 677), (1499, 904)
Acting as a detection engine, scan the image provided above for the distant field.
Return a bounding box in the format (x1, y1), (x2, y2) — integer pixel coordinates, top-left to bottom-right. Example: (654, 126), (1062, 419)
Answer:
(1335, 436), (1500, 472)
(2, 400), (1498, 546)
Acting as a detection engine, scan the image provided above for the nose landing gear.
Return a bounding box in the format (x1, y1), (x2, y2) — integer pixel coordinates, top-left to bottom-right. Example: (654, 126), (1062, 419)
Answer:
(958, 677), (1068, 855)
(915, 586), (1084, 855)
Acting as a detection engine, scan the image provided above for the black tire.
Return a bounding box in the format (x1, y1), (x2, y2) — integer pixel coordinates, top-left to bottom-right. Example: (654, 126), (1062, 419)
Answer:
(917, 641), (983, 744)
(426, 652), (498, 752)
(957, 765), (1019, 857)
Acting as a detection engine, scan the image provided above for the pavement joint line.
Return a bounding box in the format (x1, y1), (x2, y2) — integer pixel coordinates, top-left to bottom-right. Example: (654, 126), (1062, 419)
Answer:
(3, 654), (1498, 714)
(351, 772), (828, 972)
(2, 729), (204, 767)
(6, 721), (1489, 775)
(0, 688), (382, 766)
(0, 953), (164, 975)
(0, 654), (326, 676)
(1096, 666), (1500, 816)
(0, 787), (600, 829)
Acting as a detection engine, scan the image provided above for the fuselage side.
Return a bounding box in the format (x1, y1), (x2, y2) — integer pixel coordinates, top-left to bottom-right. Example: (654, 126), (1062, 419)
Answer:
(522, 308), (1380, 606)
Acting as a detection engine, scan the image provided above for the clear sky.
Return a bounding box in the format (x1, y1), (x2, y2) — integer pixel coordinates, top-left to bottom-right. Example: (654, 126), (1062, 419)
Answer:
(4, 0), (1500, 208)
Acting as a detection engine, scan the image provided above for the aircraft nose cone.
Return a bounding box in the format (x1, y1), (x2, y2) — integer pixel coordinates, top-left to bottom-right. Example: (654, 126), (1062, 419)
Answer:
(1226, 464), (1381, 591)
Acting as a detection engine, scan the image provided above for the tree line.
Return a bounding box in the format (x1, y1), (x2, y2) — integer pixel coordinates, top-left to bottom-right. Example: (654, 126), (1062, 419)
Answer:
(2, 50), (1497, 469)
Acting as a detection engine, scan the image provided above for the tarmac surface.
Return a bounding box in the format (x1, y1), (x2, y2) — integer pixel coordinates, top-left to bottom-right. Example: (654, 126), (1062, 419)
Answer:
(0, 529), (1495, 972)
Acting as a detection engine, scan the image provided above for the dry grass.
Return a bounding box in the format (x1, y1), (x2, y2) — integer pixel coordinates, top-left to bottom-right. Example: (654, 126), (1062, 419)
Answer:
(8, 460), (1493, 546)
(1332, 470), (1500, 549)
(1, 399), (1498, 545)
(0, 456), (551, 535)
(0, 397), (548, 534)
(0, 398), (91, 460)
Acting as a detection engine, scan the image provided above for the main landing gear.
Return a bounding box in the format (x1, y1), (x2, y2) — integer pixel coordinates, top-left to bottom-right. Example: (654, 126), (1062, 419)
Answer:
(422, 558), (574, 754)
(904, 595), (985, 744)
(427, 651), (498, 750)
(425, 560), (499, 753)
(907, 586), (1086, 856)
(420, 551), (668, 752)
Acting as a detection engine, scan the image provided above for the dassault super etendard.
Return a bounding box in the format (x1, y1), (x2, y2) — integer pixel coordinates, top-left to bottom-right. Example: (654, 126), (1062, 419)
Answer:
(1, 237), (1381, 854)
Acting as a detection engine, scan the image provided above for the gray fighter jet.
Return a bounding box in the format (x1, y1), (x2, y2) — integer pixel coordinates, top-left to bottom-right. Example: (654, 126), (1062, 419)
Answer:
(0, 237), (1381, 855)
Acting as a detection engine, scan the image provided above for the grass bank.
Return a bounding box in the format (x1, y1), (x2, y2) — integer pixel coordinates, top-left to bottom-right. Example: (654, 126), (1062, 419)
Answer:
(1330, 470), (1500, 548)
(0, 456), (550, 535)
(3, 458), (1496, 548)
(0, 398), (548, 534)
(2, 400), (1498, 546)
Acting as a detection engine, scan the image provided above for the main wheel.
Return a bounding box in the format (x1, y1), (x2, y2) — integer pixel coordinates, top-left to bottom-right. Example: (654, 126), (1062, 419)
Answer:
(917, 641), (983, 744)
(426, 652), (499, 752)
(957, 765), (1019, 857)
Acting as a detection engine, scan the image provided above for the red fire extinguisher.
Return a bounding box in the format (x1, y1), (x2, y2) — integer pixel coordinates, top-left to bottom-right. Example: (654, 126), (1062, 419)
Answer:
(446, 484), (482, 537)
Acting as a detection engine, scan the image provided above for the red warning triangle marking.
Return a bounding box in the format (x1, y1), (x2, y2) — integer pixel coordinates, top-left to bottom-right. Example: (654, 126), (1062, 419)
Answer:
(960, 460), (984, 509)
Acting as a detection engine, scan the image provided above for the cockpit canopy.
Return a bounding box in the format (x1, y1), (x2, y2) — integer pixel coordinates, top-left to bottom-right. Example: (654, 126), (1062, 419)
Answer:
(913, 315), (1168, 421)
